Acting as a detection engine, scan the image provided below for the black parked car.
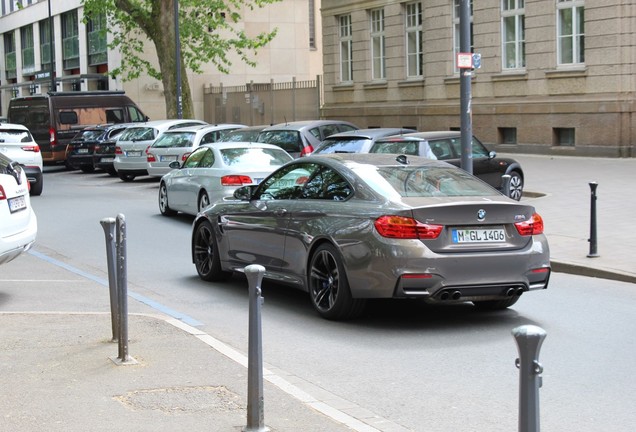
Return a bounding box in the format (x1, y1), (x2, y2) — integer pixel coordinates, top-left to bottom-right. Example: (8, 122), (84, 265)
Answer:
(369, 131), (525, 200)
(66, 123), (133, 175)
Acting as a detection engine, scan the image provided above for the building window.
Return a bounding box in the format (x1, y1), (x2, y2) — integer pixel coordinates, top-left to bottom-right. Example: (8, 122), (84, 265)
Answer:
(87, 12), (108, 66)
(4, 32), (17, 79)
(370, 8), (386, 80)
(405, 2), (423, 78)
(499, 127), (517, 144)
(453, 0), (474, 70)
(557, 0), (584, 65)
(502, 0), (525, 69)
(62, 10), (80, 70)
(554, 127), (575, 146)
(339, 15), (353, 83)
(39, 18), (55, 67)
(20, 25), (35, 74)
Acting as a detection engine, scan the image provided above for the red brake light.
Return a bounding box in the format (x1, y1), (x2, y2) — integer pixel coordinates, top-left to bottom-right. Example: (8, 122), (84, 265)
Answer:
(182, 152), (191, 161)
(221, 175), (253, 186)
(300, 145), (314, 157)
(374, 215), (443, 239)
(21, 145), (40, 153)
(49, 128), (57, 146)
(145, 146), (151, 154)
(514, 213), (544, 236)
(147, 153), (156, 162)
(0, 185), (6, 200)
(115, 146), (123, 155)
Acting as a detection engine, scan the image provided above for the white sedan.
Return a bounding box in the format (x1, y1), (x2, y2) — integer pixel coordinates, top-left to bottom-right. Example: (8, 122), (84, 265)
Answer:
(158, 142), (293, 216)
(0, 152), (37, 265)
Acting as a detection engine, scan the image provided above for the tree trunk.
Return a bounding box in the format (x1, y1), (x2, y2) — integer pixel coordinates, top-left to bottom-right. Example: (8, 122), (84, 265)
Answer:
(153, 0), (194, 119)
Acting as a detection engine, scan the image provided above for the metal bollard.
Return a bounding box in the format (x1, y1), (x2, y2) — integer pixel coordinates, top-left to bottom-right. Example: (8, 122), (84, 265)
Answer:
(501, 174), (511, 198)
(100, 217), (119, 342)
(243, 265), (270, 432)
(114, 214), (136, 364)
(512, 325), (547, 432)
(587, 182), (599, 258)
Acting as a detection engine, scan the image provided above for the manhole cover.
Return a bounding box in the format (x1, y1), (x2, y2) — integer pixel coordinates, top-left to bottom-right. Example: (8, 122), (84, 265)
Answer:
(115, 386), (244, 414)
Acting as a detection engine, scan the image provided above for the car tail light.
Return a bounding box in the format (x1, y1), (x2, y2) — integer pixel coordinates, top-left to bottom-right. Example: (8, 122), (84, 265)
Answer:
(401, 273), (433, 279)
(300, 145), (314, 157)
(115, 146), (123, 155)
(514, 213), (544, 236)
(145, 146), (151, 155)
(374, 215), (443, 239)
(21, 144), (41, 153)
(49, 127), (58, 147)
(0, 185), (6, 200)
(182, 152), (191, 161)
(147, 153), (156, 162)
(221, 175), (253, 186)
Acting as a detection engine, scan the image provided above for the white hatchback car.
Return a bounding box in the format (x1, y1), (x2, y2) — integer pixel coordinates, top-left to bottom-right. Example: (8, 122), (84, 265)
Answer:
(0, 122), (44, 195)
(146, 123), (246, 178)
(0, 152), (37, 265)
(113, 119), (207, 181)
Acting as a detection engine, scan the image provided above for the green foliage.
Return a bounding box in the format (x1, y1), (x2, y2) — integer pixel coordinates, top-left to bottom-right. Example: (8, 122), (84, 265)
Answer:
(81, 0), (280, 82)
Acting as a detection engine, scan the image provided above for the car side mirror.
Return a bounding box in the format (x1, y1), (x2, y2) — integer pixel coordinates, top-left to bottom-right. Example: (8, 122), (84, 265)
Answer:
(168, 160), (181, 169)
(233, 185), (255, 201)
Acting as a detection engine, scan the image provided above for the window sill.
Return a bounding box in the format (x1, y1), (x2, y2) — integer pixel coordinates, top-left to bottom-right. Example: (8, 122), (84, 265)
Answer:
(363, 81), (388, 89)
(397, 78), (425, 87)
(545, 67), (587, 78)
(333, 83), (354, 92)
(492, 71), (528, 82)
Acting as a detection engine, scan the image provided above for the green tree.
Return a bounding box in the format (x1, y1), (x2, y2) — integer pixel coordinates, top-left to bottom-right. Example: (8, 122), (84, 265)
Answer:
(81, 0), (279, 119)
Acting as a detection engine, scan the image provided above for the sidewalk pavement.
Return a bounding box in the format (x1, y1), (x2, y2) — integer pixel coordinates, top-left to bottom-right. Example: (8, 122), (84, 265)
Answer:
(1, 154), (634, 432)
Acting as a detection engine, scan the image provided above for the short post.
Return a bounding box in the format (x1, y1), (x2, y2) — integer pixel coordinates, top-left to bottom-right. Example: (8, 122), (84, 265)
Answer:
(100, 217), (119, 342)
(512, 325), (547, 432)
(114, 213), (136, 365)
(587, 182), (599, 258)
(501, 174), (511, 198)
(243, 264), (269, 432)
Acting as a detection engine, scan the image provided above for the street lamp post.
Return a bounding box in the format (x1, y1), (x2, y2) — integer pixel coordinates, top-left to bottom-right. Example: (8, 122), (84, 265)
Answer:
(48, 0), (55, 92)
(459, 0), (473, 174)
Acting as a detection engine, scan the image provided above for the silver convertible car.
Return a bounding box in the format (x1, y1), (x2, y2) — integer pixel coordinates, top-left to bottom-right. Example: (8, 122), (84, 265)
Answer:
(191, 153), (551, 320)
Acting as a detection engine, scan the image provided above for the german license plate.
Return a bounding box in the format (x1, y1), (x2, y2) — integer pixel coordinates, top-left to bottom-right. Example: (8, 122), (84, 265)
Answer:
(160, 155), (178, 162)
(126, 150), (142, 157)
(452, 227), (505, 243)
(8, 195), (27, 213)
(100, 157), (114, 163)
(77, 148), (89, 154)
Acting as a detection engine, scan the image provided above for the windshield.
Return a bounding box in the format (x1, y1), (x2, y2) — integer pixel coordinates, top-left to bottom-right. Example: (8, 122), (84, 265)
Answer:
(219, 147), (293, 168)
(118, 127), (155, 142)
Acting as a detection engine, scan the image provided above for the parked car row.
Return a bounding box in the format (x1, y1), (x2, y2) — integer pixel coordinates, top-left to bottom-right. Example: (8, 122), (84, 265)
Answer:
(3, 117), (546, 320)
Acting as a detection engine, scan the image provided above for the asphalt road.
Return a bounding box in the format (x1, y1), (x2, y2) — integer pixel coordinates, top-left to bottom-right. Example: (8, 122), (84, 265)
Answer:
(10, 166), (636, 431)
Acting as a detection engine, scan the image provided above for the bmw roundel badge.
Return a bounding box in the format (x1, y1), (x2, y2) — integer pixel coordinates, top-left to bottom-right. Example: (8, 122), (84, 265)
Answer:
(477, 209), (486, 221)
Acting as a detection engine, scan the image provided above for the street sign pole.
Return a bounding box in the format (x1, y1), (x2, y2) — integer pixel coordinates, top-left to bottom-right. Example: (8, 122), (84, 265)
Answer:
(459, 0), (473, 174)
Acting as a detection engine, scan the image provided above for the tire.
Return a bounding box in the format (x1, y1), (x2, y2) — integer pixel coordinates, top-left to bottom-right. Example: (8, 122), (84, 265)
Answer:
(158, 182), (177, 216)
(507, 171), (523, 201)
(308, 243), (365, 320)
(192, 220), (231, 282)
(473, 295), (520, 310)
(107, 168), (118, 177)
(29, 179), (43, 196)
(198, 191), (210, 213)
(119, 172), (135, 182)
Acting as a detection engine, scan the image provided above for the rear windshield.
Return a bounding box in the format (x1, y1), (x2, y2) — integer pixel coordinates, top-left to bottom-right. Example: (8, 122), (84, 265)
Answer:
(219, 147), (293, 168)
(256, 130), (303, 153)
(152, 131), (195, 148)
(315, 138), (367, 154)
(118, 127), (156, 142)
(349, 164), (498, 198)
(0, 128), (33, 143)
(73, 129), (106, 141)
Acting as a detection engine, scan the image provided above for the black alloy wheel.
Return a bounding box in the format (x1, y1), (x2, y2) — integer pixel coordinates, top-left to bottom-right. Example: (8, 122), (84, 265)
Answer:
(308, 243), (365, 320)
(193, 220), (231, 282)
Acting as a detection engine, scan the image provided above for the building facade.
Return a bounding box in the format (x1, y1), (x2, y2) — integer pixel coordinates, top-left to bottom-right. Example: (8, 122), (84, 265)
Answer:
(0, 0), (322, 121)
(321, 0), (635, 157)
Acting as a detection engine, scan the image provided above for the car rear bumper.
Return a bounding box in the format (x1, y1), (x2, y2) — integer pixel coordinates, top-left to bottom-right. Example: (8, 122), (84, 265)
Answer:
(147, 165), (172, 178)
(0, 211), (37, 265)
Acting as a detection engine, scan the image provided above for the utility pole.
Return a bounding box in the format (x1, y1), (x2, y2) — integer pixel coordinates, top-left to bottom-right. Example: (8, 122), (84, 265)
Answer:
(459, 0), (473, 174)
(48, 0), (55, 92)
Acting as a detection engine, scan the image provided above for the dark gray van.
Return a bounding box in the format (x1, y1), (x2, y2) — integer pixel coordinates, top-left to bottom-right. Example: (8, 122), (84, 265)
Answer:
(7, 91), (148, 164)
